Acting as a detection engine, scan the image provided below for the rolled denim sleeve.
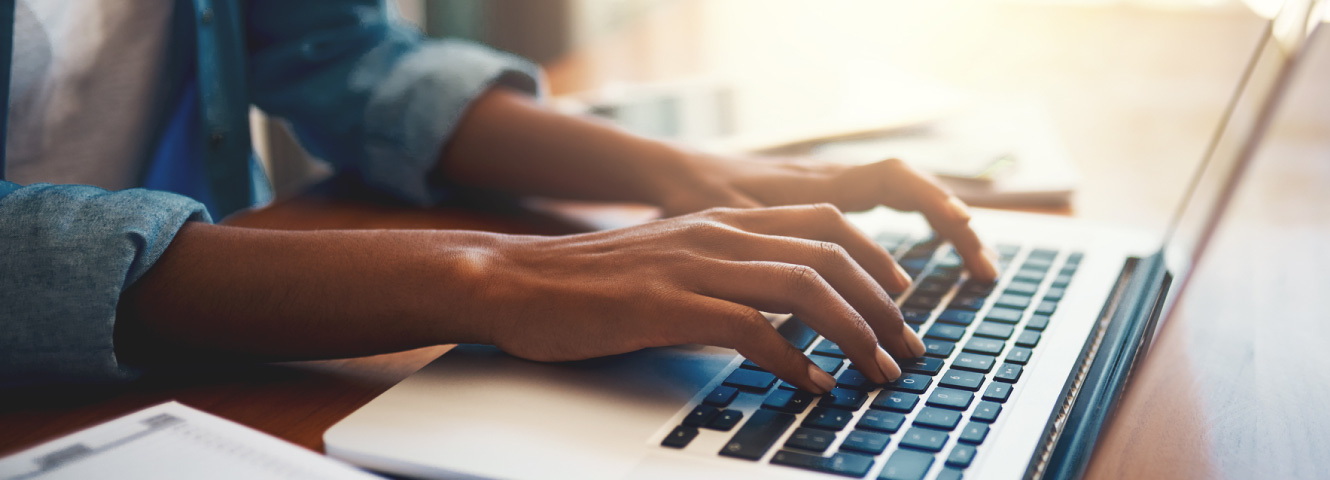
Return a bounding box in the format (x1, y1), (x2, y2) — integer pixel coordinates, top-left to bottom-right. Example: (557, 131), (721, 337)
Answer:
(246, 0), (544, 205)
(0, 182), (210, 387)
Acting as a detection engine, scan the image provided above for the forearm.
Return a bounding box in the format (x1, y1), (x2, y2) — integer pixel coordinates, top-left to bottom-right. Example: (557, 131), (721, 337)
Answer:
(439, 88), (697, 206)
(114, 223), (499, 365)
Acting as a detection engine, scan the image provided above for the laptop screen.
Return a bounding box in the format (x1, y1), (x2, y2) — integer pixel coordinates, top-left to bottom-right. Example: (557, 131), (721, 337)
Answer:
(1159, 0), (1325, 319)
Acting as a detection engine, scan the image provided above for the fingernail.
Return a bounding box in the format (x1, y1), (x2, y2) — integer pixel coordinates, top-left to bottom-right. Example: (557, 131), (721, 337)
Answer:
(903, 323), (927, 358)
(808, 364), (837, 394)
(947, 196), (972, 222)
(893, 262), (914, 289)
(875, 346), (902, 382)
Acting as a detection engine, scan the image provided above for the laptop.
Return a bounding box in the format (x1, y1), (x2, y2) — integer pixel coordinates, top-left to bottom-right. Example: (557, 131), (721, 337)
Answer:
(324, 2), (1325, 479)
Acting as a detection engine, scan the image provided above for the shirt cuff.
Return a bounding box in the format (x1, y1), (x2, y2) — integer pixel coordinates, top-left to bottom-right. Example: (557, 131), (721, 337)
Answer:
(0, 183), (210, 387)
(360, 38), (546, 206)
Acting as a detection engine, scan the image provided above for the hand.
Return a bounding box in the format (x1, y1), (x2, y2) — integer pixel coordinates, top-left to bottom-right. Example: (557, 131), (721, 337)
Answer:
(658, 154), (999, 282)
(475, 205), (929, 394)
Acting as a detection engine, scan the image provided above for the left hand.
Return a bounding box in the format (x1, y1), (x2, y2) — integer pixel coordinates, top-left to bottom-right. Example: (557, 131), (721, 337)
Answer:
(658, 154), (999, 282)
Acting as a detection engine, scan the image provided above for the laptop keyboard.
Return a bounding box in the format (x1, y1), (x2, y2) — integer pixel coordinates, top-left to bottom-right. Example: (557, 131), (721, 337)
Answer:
(659, 232), (1083, 480)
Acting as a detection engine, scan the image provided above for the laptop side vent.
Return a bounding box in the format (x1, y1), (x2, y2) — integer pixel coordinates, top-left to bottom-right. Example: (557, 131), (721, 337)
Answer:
(1026, 258), (1137, 480)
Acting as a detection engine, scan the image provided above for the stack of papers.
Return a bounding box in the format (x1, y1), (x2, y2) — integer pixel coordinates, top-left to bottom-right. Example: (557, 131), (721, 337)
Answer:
(0, 402), (381, 480)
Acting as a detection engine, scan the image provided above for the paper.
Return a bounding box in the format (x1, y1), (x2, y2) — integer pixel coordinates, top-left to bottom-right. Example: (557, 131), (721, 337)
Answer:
(0, 402), (381, 480)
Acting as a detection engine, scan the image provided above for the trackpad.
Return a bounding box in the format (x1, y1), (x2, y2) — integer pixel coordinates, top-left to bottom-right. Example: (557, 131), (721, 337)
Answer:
(325, 344), (736, 480)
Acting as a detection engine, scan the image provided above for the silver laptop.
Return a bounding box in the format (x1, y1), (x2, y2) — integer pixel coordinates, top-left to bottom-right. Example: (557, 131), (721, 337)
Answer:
(324, 3), (1325, 479)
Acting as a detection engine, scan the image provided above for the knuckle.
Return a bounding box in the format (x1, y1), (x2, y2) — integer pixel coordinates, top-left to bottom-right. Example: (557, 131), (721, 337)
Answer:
(814, 240), (850, 265)
(717, 305), (767, 341)
(784, 264), (821, 289)
(810, 202), (842, 219)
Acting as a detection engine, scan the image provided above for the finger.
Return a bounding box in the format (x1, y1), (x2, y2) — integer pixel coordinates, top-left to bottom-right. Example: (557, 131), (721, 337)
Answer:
(856, 159), (999, 282)
(703, 231), (924, 361)
(690, 260), (903, 384)
(681, 296), (837, 394)
(707, 204), (912, 292)
(917, 196), (999, 283)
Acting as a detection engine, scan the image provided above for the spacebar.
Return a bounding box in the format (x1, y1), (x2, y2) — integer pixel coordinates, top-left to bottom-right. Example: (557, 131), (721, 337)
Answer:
(718, 409), (795, 461)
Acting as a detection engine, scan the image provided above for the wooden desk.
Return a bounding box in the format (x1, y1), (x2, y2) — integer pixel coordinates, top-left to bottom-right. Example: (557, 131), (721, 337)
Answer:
(3, 1), (1329, 478)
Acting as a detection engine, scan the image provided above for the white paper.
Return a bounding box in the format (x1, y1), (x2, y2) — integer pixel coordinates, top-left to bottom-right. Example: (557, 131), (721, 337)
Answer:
(0, 402), (382, 480)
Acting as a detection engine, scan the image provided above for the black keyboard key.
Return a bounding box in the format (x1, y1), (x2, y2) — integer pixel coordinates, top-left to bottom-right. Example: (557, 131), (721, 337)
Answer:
(995, 294), (1031, 309)
(784, 427), (835, 453)
(995, 363), (1023, 383)
(959, 422), (990, 444)
(984, 307), (1024, 324)
(1015, 330), (1041, 348)
(1034, 300), (1058, 315)
(938, 369), (985, 391)
(778, 317), (820, 350)
(982, 382), (1013, 403)
(771, 450), (875, 478)
(914, 279), (953, 296)
(926, 324), (966, 342)
(888, 373), (933, 394)
(901, 308), (932, 324)
(1022, 256), (1054, 270)
(662, 425), (698, 448)
(803, 406), (854, 431)
(972, 401), (1003, 423)
(813, 339), (846, 358)
(974, 322), (1015, 340)
(1028, 248), (1058, 259)
(1025, 314), (1051, 331)
(901, 356), (945, 376)
(947, 295), (986, 311)
(763, 389), (817, 414)
(724, 369), (777, 392)
(902, 294), (944, 310)
(1044, 287), (1067, 301)
(1013, 269), (1044, 283)
(836, 368), (878, 391)
(683, 405), (720, 427)
(1004, 281), (1040, 296)
(872, 391), (920, 412)
(740, 359), (766, 371)
(820, 388), (868, 410)
(841, 429), (891, 455)
(936, 309), (976, 326)
(963, 338), (1005, 356)
(926, 387), (974, 410)
(1065, 252), (1084, 265)
(938, 468), (964, 480)
(952, 352), (997, 373)
(914, 406), (963, 430)
(880, 448), (935, 480)
(811, 354), (845, 375)
(778, 381), (798, 391)
(703, 386), (739, 407)
(924, 339), (956, 358)
(857, 409), (906, 433)
(1005, 347), (1033, 365)
(707, 409), (744, 431)
(720, 409), (795, 460)
(960, 279), (996, 296)
(946, 444), (977, 468)
(899, 427), (949, 452)
(1052, 273), (1074, 288)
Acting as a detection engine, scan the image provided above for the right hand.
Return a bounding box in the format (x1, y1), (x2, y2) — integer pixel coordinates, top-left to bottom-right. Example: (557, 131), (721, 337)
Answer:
(470, 204), (928, 394)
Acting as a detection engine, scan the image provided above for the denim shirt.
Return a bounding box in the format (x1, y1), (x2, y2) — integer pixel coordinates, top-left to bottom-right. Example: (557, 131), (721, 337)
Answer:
(0, 0), (543, 386)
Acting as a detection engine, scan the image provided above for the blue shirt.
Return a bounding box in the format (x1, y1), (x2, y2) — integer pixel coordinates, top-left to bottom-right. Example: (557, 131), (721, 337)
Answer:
(0, 0), (543, 386)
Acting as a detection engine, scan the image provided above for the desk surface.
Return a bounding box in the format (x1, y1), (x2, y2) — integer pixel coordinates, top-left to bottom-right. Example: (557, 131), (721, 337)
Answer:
(3, 2), (1329, 478)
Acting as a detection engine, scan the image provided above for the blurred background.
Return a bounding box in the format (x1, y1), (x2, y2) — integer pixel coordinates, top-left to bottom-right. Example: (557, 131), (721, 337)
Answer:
(258, 0), (1329, 236)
